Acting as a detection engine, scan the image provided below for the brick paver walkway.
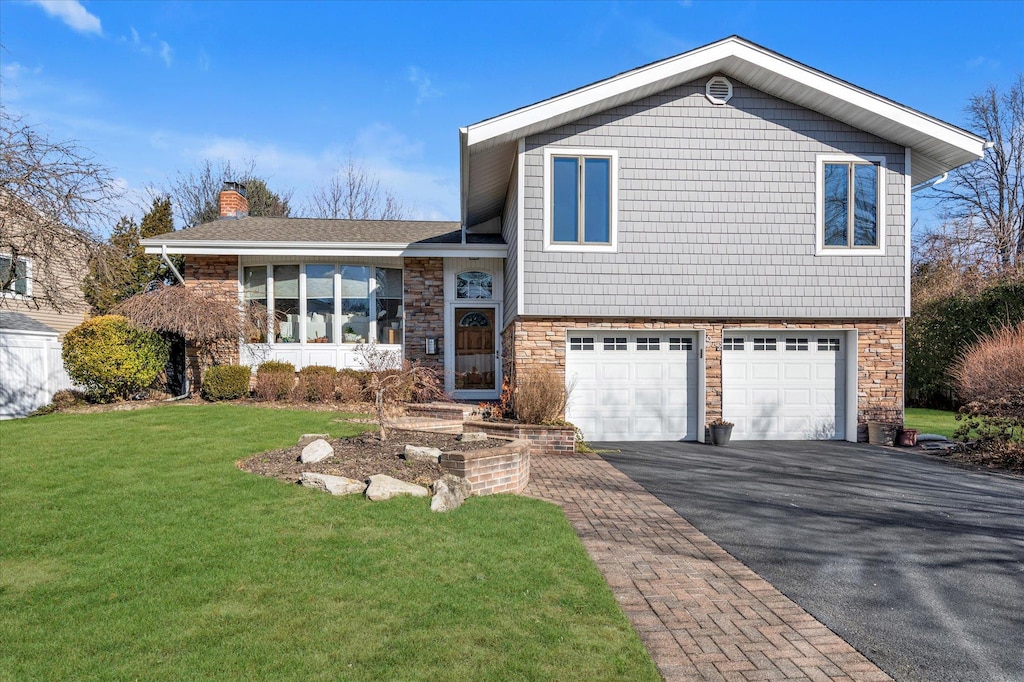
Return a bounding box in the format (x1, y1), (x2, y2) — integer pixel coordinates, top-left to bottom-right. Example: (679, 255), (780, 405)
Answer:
(525, 452), (892, 682)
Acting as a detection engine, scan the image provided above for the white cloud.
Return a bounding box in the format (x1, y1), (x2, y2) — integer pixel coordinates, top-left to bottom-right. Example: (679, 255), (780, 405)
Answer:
(121, 27), (174, 67)
(198, 49), (211, 72)
(30, 0), (102, 35)
(966, 56), (1000, 70)
(408, 66), (442, 105)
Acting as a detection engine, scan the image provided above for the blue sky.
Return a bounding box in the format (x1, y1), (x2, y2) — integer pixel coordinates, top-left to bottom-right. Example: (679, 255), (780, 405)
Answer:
(2, 0), (1022, 228)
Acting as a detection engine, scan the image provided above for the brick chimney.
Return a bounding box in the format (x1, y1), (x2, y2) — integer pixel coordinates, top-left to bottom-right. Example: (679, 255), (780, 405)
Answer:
(219, 181), (248, 219)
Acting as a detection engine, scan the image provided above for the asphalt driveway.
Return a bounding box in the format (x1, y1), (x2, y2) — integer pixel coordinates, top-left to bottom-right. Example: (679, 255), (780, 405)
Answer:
(597, 440), (1024, 682)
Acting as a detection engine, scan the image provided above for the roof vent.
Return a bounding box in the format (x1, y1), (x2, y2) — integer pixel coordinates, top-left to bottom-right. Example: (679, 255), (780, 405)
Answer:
(705, 76), (733, 105)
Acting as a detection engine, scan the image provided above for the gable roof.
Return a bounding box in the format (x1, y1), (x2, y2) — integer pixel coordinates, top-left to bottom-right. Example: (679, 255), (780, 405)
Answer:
(141, 217), (505, 258)
(459, 35), (986, 227)
(0, 311), (58, 335)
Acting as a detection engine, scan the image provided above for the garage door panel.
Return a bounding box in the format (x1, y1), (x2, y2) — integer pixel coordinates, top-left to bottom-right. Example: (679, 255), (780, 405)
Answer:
(634, 389), (664, 407)
(751, 364), (780, 380)
(783, 363), (812, 380)
(635, 363), (665, 380)
(599, 388), (630, 406)
(723, 331), (847, 441)
(666, 363), (689, 381)
(570, 364), (599, 381)
(601, 363), (631, 380)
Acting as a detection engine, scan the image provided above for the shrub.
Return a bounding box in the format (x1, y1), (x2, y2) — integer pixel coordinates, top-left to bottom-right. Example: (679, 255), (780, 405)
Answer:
(255, 361), (295, 402)
(336, 373), (365, 402)
(296, 365), (337, 402)
(62, 315), (169, 401)
(201, 365), (251, 401)
(952, 322), (1024, 412)
(357, 344), (446, 440)
(907, 280), (1024, 408)
(514, 366), (569, 425)
(52, 389), (89, 409)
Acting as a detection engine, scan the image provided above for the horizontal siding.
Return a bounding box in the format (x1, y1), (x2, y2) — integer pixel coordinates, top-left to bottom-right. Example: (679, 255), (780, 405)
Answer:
(501, 154), (519, 329)
(521, 77), (907, 319)
(1, 302), (87, 339)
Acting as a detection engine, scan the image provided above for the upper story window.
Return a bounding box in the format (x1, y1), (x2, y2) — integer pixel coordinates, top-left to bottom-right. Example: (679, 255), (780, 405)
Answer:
(456, 271), (492, 299)
(0, 255), (30, 297)
(543, 148), (618, 252)
(816, 154), (886, 255)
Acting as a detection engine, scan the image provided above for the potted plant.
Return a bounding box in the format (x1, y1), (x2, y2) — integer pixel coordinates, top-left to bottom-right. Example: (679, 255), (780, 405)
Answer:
(708, 418), (734, 446)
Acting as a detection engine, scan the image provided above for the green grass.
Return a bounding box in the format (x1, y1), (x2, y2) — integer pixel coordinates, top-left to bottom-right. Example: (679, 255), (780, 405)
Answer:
(904, 407), (959, 438)
(0, 404), (657, 681)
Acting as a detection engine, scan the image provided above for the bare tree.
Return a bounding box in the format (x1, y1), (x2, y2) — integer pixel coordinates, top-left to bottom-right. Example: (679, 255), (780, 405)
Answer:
(0, 107), (121, 313)
(307, 156), (406, 220)
(356, 343), (444, 441)
(926, 74), (1024, 274)
(166, 159), (292, 228)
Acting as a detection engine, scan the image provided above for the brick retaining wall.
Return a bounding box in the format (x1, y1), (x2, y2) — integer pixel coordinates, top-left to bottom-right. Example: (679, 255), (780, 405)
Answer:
(440, 439), (530, 495)
(464, 420), (575, 455)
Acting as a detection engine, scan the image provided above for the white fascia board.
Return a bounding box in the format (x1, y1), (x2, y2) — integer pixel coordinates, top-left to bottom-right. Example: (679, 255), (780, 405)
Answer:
(459, 127), (470, 227)
(143, 241), (506, 259)
(464, 37), (984, 163)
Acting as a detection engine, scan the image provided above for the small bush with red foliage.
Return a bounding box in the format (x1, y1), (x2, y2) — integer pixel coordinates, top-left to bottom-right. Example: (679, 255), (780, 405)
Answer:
(951, 323), (1024, 471)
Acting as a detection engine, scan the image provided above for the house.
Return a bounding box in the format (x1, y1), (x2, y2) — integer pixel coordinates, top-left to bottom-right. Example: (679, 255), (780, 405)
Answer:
(1, 192), (88, 417)
(142, 36), (985, 442)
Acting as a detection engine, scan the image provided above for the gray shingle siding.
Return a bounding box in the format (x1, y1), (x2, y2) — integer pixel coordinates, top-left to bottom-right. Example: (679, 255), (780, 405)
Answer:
(519, 78), (907, 319)
(502, 154), (519, 327)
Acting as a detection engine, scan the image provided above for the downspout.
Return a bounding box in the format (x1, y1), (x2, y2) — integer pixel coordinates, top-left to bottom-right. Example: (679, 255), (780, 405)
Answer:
(161, 245), (185, 285)
(910, 172), (947, 194)
(161, 244), (190, 399)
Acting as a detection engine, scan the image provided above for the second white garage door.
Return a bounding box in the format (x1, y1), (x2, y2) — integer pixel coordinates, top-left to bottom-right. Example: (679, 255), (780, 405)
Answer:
(722, 331), (848, 440)
(565, 331), (699, 441)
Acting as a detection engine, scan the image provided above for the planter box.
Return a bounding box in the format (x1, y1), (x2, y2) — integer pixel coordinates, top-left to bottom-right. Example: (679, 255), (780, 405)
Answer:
(709, 425), (733, 446)
(464, 421), (575, 455)
(868, 421), (899, 446)
(440, 438), (530, 495)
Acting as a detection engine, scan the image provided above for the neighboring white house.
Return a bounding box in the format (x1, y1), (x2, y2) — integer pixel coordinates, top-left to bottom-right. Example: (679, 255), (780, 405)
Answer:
(0, 311), (75, 419)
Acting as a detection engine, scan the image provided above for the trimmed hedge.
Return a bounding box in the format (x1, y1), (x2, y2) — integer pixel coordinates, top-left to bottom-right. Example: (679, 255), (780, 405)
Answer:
(907, 281), (1024, 408)
(62, 315), (169, 401)
(296, 365), (337, 402)
(255, 361), (295, 402)
(201, 365), (251, 401)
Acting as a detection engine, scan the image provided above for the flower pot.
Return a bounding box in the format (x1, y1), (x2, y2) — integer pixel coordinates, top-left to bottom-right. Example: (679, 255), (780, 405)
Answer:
(897, 428), (919, 447)
(867, 421), (899, 446)
(709, 424), (733, 446)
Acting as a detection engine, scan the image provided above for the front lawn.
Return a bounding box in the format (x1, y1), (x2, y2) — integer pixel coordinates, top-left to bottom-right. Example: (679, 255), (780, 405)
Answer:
(904, 407), (959, 439)
(0, 404), (657, 681)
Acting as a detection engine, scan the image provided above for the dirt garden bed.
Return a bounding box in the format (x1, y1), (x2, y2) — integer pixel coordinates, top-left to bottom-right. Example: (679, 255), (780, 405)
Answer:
(237, 430), (511, 487)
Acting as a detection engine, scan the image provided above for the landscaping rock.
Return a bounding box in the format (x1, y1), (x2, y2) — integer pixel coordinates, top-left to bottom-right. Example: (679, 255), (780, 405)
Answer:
(300, 472), (366, 496)
(297, 433), (331, 447)
(430, 474), (471, 512)
(457, 431), (488, 443)
(365, 474), (430, 501)
(403, 444), (442, 462)
(299, 439), (334, 464)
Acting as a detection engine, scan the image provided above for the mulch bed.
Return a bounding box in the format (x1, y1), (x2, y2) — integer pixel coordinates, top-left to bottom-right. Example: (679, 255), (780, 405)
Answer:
(237, 430), (508, 487)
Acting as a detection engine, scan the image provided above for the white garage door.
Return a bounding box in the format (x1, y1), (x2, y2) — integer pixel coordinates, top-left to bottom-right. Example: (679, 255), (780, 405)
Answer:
(722, 332), (847, 440)
(565, 331), (699, 441)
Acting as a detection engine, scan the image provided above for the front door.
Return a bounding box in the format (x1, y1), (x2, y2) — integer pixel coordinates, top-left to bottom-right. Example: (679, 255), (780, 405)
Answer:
(454, 307), (496, 391)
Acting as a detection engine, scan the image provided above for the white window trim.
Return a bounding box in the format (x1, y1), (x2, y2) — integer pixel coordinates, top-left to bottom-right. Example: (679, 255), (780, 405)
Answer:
(0, 254), (31, 299)
(815, 153), (887, 256)
(542, 147), (619, 253)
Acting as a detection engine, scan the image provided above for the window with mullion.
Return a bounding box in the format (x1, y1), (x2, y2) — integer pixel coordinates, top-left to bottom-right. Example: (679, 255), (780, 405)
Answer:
(552, 155), (611, 244)
(823, 161), (879, 248)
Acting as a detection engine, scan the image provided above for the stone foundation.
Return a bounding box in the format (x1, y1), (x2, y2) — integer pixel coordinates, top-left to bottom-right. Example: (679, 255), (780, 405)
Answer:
(502, 317), (904, 442)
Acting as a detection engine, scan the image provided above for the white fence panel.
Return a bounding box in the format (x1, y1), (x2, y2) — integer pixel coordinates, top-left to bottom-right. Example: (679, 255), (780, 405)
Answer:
(0, 331), (74, 419)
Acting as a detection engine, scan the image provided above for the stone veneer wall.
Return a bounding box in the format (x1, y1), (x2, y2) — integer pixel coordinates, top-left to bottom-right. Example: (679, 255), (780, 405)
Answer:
(503, 318), (904, 442)
(183, 256), (241, 386)
(402, 257), (445, 372)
